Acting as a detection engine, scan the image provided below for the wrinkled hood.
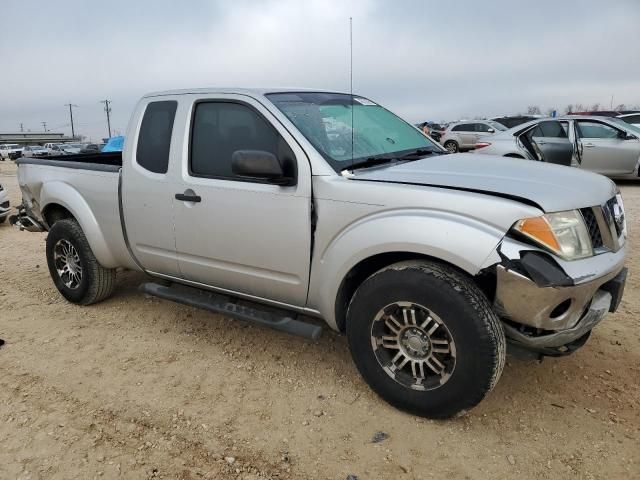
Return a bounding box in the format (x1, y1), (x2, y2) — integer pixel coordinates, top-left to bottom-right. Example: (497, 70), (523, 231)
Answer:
(351, 153), (617, 212)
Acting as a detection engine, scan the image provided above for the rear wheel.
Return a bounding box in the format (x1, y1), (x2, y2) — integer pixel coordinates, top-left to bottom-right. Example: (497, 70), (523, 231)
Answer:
(46, 219), (116, 305)
(346, 260), (505, 418)
(444, 140), (459, 153)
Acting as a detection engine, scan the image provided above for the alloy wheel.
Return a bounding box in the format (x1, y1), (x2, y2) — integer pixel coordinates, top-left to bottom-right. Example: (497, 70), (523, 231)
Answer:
(370, 301), (456, 391)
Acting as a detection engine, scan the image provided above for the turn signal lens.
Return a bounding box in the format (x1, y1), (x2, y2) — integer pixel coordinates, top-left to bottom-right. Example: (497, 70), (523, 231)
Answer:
(515, 216), (561, 252)
(513, 210), (593, 260)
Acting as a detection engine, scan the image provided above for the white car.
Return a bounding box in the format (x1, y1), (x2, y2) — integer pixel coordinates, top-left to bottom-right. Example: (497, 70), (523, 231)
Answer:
(439, 120), (507, 152)
(617, 113), (640, 128)
(22, 145), (50, 158)
(0, 183), (10, 223)
(474, 116), (640, 178)
(0, 144), (21, 160)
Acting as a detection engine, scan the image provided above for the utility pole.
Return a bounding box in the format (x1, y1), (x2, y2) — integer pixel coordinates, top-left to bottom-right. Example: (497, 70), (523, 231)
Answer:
(41, 121), (47, 132)
(100, 99), (112, 138)
(19, 123), (24, 132)
(65, 103), (78, 139)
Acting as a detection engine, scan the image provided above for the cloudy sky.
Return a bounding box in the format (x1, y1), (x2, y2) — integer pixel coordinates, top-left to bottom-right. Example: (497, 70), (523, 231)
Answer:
(1, 0), (639, 141)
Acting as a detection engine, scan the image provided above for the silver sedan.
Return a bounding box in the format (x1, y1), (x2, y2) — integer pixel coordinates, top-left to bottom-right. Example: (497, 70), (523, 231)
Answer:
(474, 116), (640, 178)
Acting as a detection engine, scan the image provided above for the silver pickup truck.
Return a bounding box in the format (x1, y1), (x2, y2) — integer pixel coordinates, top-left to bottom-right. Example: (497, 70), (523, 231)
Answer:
(11, 89), (628, 418)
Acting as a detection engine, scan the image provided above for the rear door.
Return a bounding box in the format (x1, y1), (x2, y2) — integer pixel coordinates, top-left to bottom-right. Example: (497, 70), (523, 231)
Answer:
(121, 99), (181, 276)
(528, 120), (574, 166)
(172, 95), (312, 307)
(575, 120), (640, 175)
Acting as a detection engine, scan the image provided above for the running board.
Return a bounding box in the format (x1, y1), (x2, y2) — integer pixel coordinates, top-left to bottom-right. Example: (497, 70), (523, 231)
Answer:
(139, 282), (323, 340)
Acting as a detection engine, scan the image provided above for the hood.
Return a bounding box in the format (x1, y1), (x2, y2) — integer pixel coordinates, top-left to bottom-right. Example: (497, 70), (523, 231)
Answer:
(351, 153), (617, 212)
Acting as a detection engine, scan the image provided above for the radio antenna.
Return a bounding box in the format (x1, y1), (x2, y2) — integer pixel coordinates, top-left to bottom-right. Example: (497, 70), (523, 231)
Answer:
(350, 16), (354, 168)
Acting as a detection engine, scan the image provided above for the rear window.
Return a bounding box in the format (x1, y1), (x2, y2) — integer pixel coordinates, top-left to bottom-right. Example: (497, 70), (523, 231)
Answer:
(451, 123), (473, 132)
(136, 101), (177, 174)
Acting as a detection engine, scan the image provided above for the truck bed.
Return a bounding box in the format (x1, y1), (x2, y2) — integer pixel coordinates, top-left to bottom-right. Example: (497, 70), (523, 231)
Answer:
(16, 152), (122, 172)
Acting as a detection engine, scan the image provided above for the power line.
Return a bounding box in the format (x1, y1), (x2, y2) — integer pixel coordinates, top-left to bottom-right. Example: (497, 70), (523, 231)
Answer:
(100, 99), (112, 138)
(64, 103), (78, 139)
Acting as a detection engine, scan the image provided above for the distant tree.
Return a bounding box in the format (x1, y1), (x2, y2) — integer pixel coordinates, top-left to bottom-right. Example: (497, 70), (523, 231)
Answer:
(589, 103), (601, 112)
(615, 104), (627, 111)
(527, 105), (541, 115)
(574, 103), (585, 112)
(564, 104), (574, 114)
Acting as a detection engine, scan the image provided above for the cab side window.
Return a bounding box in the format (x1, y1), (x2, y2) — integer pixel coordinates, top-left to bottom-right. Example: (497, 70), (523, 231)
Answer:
(136, 101), (178, 174)
(190, 101), (295, 181)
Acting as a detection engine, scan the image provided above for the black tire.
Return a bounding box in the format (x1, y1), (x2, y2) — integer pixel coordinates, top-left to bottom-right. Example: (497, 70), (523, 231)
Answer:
(46, 219), (116, 305)
(346, 260), (505, 419)
(443, 140), (459, 153)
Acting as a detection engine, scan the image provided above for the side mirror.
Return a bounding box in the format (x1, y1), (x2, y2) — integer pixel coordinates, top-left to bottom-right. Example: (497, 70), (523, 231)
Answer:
(487, 128), (495, 133)
(231, 150), (295, 186)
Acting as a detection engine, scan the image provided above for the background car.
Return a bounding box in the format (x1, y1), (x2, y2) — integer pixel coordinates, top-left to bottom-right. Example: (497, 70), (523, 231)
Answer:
(416, 122), (445, 142)
(0, 144), (22, 160)
(474, 116), (640, 178)
(617, 112), (640, 128)
(79, 143), (105, 154)
(439, 120), (507, 152)
(491, 115), (540, 128)
(22, 145), (49, 157)
(0, 182), (10, 224)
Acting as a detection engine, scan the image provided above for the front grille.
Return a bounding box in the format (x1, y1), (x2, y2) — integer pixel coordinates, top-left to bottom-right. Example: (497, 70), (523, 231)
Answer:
(605, 196), (624, 237)
(581, 207), (603, 249)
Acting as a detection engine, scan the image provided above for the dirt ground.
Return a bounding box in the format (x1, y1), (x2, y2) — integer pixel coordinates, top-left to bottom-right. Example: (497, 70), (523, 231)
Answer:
(0, 160), (638, 480)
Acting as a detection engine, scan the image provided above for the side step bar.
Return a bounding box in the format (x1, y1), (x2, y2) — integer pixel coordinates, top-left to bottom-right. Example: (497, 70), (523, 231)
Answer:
(139, 282), (323, 340)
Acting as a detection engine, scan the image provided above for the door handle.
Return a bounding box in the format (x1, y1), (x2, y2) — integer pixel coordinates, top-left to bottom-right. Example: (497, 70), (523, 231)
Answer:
(175, 192), (201, 202)
(584, 143), (596, 148)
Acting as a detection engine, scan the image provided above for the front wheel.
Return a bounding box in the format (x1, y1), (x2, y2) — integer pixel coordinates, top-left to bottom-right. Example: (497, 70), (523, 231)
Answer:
(46, 219), (116, 305)
(346, 260), (505, 419)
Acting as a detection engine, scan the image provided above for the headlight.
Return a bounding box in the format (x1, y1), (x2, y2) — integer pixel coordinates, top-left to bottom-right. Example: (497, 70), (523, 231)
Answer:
(513, 210), (593, 260)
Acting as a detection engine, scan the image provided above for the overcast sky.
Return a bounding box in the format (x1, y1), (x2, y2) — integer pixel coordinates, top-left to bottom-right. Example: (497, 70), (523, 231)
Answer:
(1, 0), (639, 141)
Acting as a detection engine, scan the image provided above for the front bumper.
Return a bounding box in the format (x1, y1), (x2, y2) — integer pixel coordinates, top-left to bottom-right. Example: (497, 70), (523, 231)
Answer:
(492, 237), (627, 353)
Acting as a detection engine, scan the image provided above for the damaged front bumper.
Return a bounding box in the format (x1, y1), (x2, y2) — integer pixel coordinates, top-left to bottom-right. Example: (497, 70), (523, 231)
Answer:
(489, 237), (627, 355)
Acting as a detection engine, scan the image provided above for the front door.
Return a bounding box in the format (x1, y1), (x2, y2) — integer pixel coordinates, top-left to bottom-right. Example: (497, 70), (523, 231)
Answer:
(173, 97), (312, 307)
(575, 120), (640, 175)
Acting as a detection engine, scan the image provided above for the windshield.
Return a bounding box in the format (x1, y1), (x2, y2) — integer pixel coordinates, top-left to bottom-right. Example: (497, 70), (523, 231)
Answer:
(266, 92), (441, 171)
(609, 117), (640, 135)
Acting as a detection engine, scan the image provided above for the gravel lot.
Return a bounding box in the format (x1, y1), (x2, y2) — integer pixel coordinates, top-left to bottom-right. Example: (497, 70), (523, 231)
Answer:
(1, 160), (638, 479)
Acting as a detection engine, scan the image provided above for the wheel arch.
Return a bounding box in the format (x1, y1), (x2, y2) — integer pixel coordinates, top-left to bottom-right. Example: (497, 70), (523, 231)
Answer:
(308, 210), (506, 331)
(40, 182), (119, 268)
(334, 252), (481, 333)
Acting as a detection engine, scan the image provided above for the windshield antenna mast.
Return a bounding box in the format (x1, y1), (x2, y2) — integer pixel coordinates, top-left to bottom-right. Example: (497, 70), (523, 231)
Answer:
(350, 16), (354, 168)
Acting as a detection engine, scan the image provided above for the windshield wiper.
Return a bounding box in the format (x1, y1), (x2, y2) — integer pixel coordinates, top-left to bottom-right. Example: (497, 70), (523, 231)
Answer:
(342, 148), (442, 173)
(396, 148), (442, 159)
(343, 156), (398, 172)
